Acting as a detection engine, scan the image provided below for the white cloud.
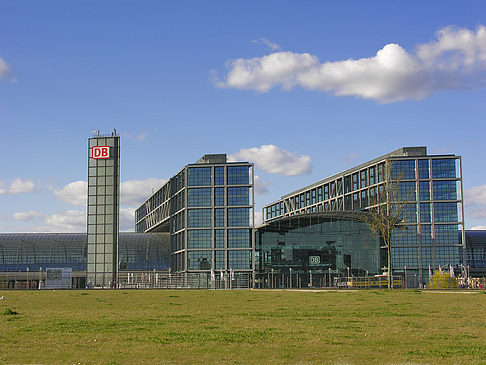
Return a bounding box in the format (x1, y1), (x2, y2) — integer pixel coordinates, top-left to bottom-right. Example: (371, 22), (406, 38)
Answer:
(230, 145), (312, 176)
(0, 57), (14, 80)
(52, 181), (87, 207)
(52, 178), (166, 208)
(464, 185), (486, 219)
(120, 208), (135, 232)
(213, 25), (486, 103)
(13, 210), (43, 221)
(0, 178), (35, 195)
(43, 210), (86, 232)
(471, 225), (486, 230)
(123, 132), (148, 141)
(254, 175), (272, 194)
(252, 211), (263, 226)
(120, 178), (166, 206)
(252, 38), (281, 51)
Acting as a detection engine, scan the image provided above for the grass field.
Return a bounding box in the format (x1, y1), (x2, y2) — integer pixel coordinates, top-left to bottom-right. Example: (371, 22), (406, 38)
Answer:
(1, 289), (486, 364)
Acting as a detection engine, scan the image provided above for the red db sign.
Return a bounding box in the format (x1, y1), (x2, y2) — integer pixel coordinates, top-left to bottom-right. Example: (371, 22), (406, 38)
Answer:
(92, 146), (111, 159)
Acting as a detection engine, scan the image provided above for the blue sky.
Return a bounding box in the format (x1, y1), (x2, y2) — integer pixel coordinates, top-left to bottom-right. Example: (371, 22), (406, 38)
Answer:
(1, 0), (485, 232)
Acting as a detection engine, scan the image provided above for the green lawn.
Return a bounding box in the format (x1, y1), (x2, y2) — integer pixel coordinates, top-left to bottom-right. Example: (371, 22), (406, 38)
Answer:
(1, 289), (486, 364)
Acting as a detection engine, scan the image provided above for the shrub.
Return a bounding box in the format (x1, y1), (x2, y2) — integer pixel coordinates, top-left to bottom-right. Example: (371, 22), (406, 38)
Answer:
(3, 308), (18, 315)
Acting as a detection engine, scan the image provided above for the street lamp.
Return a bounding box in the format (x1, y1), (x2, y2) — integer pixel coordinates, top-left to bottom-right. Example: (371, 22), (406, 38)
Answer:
(26, 267), (29, 290)
(404, 265), (407, 289)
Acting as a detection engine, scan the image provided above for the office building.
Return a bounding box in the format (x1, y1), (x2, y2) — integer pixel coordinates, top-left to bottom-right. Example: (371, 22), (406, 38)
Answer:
(260, 147), (465, 284)
(135, 154), (254, 276)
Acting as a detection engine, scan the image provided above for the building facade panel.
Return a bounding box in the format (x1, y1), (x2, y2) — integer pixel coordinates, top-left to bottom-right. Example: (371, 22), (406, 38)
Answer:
(262, 147), (465, 284)
(135, 154), (254, 275)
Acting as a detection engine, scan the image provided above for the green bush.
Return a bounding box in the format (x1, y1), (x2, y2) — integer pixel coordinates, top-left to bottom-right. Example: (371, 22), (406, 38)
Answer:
(3, 308), (18, 315)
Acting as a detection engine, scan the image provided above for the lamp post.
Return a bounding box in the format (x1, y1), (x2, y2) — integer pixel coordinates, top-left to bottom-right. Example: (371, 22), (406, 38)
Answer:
(328, 267), (331, 288)
(289, 268), (292, 289)
(26, 267), (29, 290)
(404, 265), (407, 289)
(271, 268), (274, 289)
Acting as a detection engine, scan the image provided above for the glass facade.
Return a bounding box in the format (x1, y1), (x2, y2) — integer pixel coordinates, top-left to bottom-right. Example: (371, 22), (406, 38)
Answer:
(0, 233), (170, 272)
(87, 135), (120, 288)
(256, 214), (383, 278)
(136, 154), (254, 274)
(263, 147), (465, 284)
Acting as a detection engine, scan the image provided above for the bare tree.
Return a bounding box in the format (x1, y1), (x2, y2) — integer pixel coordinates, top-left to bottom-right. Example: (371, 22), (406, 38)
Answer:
(361, 160), (412, 289)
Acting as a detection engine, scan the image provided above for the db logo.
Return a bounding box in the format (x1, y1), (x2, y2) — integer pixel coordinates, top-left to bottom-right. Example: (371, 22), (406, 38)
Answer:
(92, 146), (111, 159)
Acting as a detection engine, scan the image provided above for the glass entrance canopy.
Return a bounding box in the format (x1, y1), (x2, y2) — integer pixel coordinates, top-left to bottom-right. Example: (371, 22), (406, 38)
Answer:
(256, 212), (384, 277)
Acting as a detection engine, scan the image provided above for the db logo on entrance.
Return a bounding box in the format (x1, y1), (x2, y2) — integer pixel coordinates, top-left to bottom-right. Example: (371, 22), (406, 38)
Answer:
(92, 146), (111, 159)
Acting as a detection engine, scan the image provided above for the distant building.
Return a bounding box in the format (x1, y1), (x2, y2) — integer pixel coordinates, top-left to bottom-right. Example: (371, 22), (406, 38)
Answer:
(463, 230), (486, 277)
(260, 147), (465, 284)
(0, 232), (170, 289)
(135, 154), (255, 275)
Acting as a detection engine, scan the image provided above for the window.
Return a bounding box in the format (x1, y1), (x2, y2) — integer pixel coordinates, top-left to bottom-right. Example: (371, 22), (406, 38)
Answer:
(421, 225), (432, 244)
(187, 230), (212, 249)
(352, 173), (359, 191)
(344, 176), (351, 193)
(420, 203), (431, 223)
(391, 160), (415, 180)
(353, 193), (360, 210)
(187, 188), (212, 207)
(215, 250), (225, 269)
(228, 250), (252, 269)
(214, 187), (225, 206)
(227, 187), (249, 206)
(187, 251), (212, 270)
(398, 182), (416, 201)
(361, 190), (368, 208)
(215, 229), (225, 248)
(360, 170), (368, 188)
(434, 224), (459, 244)
(378, 163), (386, 183)
(330, 182), (336, 198)
(435, 246), (460, 266)
(187, 167), (212, 186)
(432, 159), (456, 179)
(228, 208), (249, 227)
(419, 182), (430, 200)
(344, 195), (352, 210)
(433, 181), (457, 200)
(434, 203), (458, 222)
(324, 185), (329, 200)
(418, 160), (429, 179)
(214, 166), (224, 185)
(187, 209), (212, 228)
(392, 226), (417, 245)
(392, 247), (418, 267)
(215, 209), (225, 227)
(228, 229), (251, 248)
(369, 167), (376, 185)
(227, 166), (249, 185)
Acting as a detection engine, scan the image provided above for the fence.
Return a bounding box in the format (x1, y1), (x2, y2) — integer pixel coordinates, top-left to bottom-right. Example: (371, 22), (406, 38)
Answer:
(117, 271), (253, 289)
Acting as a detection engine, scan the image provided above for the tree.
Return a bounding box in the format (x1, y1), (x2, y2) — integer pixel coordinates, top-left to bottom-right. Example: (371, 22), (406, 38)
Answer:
(361, 160), (412, 289)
